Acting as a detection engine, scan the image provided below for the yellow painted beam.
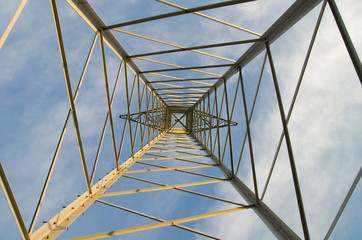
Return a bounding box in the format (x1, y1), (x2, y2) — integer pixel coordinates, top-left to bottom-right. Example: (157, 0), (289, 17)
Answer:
(126, 164), (215, 173)
(137, 155), (208, 161)
(154, 144), (199, 147)
(70, 206), (245, 240)
(0, 0), (28, 49)
(147, 148), (200, 153)
(156, 0), (261, 36)
(113, 29), (235, 62)
(97, 179), (224, 197)
(96, 200), (224, 240)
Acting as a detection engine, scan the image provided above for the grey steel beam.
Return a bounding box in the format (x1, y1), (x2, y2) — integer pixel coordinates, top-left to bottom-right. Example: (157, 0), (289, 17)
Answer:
(328, 0), (362, 84)
(214, 88), (221, 163)
(129, 38), (262, 58)
(261, 1), (327, 201)
(196, 0), (323, 104)
(266, 42), (310, 240)
(239, 69), (258, 202)
(235, 52), (266, 176)
(104, 0), (255, 29)
(192, 137), (301, 240)
(222, 79), (235, 175)
(324, 166), (362, 240)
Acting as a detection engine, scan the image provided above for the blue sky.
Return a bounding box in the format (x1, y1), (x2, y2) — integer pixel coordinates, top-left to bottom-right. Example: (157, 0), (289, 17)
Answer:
(1, 0), (361, 239)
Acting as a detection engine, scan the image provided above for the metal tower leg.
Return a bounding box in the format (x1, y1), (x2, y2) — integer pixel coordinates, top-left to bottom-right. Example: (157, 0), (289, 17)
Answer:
(191, 135), (301, 240)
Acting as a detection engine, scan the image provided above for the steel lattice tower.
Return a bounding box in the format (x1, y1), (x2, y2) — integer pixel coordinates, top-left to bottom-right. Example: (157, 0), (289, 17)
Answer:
(1, 0), (361, 239)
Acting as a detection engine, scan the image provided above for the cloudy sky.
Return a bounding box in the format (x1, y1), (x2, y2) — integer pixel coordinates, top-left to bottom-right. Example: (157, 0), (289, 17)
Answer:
(1, 0), (361, 239)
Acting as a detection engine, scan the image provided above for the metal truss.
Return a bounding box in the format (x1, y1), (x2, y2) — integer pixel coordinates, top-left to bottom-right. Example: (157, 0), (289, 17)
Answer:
(1, 0), (361, 240)
(120, 108), (237, 133)
(119, 108), (166, 132)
